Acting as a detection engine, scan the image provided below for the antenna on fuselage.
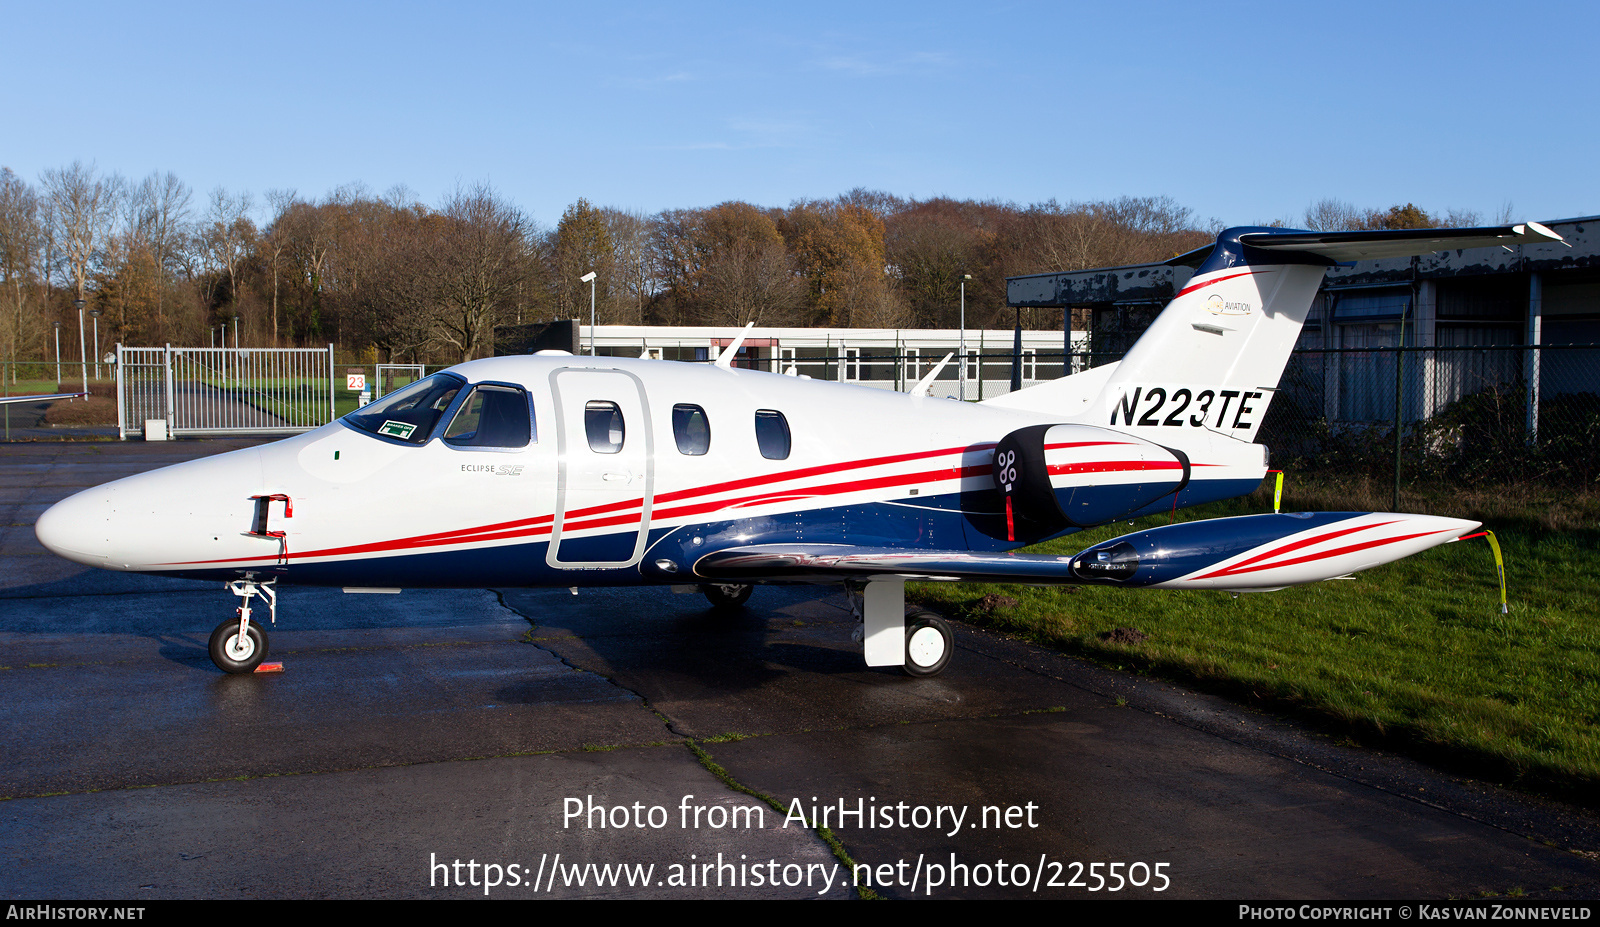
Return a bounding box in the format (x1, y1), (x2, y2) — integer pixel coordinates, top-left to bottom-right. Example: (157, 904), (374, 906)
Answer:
(909, 352), (955, 396)
(714, 322), (755, 369)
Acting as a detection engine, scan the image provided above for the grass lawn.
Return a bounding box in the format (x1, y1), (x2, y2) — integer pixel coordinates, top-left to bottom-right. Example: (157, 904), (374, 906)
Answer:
(909, 483), (1600, 799)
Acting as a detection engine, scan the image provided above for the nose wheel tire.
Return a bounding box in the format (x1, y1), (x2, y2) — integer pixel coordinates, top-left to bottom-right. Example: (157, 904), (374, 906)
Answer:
(209, 619), (268, 674)
(903, 610), (952, 677)
(702, 583), (754, 611)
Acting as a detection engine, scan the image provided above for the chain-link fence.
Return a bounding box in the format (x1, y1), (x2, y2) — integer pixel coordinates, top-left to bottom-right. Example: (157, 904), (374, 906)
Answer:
(1259, 344), (1600, 491)
(595, 341), (1600, 491)
(11, 345), (1599, 495)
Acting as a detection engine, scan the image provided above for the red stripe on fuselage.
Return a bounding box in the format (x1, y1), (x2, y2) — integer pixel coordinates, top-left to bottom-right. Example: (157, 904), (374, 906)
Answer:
(165, 438), (1170, 568)
(167, 441), (991, 566)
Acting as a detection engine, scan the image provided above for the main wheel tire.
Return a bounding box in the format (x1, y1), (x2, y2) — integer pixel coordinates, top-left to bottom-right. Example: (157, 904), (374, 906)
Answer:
(903, 610), (952, 677)
(209, 618), (268, 674)
(702, 583), (754, 611)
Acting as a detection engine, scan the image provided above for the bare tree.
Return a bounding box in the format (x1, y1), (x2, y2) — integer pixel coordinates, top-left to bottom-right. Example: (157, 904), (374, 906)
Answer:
(0, 168), (46, 368)
(602, 208), (656, 325)
(429, 184), (532, 361)
(1091, 195), (1194, 235)
(261, 189), (299, 343)
(1303, 199), (1365, 231)
(275, 198), (333, 343)
(40, 161), (122, 303)
(1442, 207), (1483, 228)
(146, 172), (192, 334)
(203, 188), (256, 339)
(701, 236), (802, 326)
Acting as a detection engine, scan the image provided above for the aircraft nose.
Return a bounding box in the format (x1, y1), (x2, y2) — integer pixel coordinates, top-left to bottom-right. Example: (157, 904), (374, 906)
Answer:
(34, 445), (268, 574)
(35, 490), (113, 567)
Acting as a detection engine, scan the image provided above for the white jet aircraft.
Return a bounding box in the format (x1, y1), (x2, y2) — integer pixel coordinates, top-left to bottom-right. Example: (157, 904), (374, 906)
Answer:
(35, 224), (1562, 677)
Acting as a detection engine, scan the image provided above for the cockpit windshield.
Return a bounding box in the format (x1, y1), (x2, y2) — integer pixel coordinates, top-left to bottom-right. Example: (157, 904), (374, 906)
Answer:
(342, 373), (465, 444)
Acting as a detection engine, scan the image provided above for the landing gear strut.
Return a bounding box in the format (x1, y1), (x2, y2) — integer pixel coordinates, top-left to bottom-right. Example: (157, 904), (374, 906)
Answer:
(211, 576), (277, 674)
(853, 579), (955, 677)
(702, 583), (753, 611)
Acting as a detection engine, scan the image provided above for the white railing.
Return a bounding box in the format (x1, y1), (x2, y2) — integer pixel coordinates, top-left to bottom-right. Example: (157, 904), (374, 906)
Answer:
(117, 345), (336, 438)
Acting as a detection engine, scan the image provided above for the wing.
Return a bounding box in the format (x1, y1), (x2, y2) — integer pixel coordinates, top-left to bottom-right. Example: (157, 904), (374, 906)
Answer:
(692, 511), (1480, 591)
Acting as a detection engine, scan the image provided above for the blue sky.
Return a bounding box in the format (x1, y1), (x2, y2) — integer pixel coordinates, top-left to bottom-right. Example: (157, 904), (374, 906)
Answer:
(4, 0), (1595, 231)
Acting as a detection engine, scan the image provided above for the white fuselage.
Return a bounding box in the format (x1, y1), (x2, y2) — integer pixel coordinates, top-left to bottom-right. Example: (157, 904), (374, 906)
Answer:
(35, 354), (1268, 587)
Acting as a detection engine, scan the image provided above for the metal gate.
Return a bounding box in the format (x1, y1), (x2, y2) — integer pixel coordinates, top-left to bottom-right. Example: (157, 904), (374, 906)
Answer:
(376, 363), (426, 397)
(117, 344), (336, 439)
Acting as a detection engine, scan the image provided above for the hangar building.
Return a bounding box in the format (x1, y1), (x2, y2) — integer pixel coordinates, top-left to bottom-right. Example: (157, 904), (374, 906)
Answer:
(1006, 216), (1599, 437)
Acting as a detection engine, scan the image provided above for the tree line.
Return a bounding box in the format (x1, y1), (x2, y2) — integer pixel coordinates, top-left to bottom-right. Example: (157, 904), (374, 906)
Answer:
(0, 161), (1483, 369)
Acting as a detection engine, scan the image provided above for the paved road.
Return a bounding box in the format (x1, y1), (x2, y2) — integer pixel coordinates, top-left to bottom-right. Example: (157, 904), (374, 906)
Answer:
(3, 438), (1599, 900)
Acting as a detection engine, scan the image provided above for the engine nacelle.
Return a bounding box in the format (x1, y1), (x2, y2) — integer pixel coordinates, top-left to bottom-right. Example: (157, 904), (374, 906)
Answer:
(992, 423), (1188, 541)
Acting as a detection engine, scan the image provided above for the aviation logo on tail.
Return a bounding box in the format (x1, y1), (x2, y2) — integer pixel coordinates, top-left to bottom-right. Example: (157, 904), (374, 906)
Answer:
(1205, 294), (1253, 316)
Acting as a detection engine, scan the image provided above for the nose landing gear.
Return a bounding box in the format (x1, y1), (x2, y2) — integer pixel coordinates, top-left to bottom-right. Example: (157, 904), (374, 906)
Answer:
(211, 577), (277, 674)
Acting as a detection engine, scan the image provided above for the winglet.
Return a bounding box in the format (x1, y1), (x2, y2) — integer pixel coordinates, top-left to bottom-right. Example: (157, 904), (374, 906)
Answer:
(714, 322), (755, 369)
(1519, 221), (1571, 247)
(909, 352), (954, 395)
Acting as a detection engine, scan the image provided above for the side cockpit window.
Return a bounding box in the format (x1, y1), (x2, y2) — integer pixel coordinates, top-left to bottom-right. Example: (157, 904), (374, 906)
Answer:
(444, 385), (533, 449)
(672, 403), (710, 455)
(755, 409), (790, 460)
(343, 373), (463, 444)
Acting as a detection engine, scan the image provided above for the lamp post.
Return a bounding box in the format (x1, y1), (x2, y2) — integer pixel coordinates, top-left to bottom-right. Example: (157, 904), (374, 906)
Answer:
(958, 274), (971, 401)
(580, 271), (597, 355)
(53, 321), (62, 386)
(74, 298), (87, 396)
(90, 309), (102, 381)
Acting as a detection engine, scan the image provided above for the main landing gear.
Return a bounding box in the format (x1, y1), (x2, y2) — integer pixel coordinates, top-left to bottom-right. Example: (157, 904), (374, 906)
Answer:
(211, 576), (277, 674)
(702, 582), (754, 611)
(849, 581), (955, 677)
(903, 609), (953, 677)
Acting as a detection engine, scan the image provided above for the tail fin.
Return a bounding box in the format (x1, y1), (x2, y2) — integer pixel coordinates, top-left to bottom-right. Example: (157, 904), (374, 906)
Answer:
(991, 223), (1564, 444)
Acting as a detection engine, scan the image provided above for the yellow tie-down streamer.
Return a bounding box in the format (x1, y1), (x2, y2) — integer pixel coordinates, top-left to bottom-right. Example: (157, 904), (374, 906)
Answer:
(1452, 529), (1508, 614)
(1265, 470), (1503, 613)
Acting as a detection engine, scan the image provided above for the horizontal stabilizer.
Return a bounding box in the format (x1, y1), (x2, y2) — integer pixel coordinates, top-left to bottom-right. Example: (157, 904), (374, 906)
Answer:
(1238, 222), (1564, 262)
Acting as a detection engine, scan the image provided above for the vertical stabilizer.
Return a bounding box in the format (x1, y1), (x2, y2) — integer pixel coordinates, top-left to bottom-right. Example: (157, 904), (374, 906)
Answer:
(993, 223), (1567, 447)
(1088, 228), (1329, 444)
